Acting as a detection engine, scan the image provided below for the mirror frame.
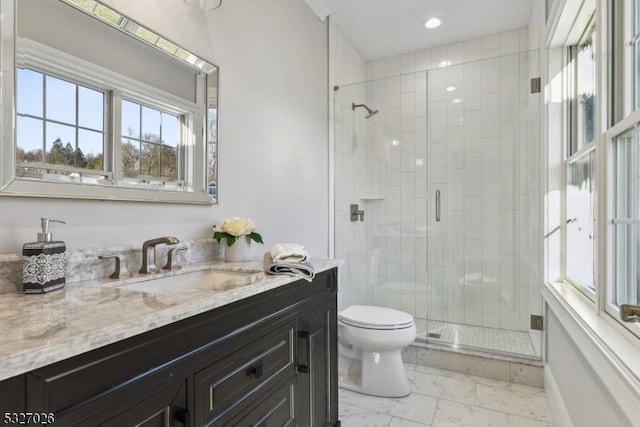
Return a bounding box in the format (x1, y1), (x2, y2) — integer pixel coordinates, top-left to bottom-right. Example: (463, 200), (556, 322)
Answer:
(0, 0), (219, 204)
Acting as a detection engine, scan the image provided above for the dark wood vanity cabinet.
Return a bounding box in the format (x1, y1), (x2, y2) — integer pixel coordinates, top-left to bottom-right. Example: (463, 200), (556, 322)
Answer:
(0, 268), (338, 427)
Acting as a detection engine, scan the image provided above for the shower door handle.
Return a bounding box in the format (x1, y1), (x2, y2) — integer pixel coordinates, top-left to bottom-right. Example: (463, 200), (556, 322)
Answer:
(435, 190), (441, 222)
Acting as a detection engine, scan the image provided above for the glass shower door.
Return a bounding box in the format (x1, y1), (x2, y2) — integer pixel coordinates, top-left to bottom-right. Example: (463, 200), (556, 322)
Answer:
(424, 51), (542, 358)
(333, 74), (429, 335)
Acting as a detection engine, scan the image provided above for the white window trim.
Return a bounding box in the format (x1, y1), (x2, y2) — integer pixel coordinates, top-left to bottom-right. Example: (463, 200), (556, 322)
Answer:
(3, 38), (211, 204)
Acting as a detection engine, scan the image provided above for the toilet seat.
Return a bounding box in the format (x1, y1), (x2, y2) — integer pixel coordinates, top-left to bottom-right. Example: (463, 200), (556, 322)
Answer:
(339, 305), (414, 330)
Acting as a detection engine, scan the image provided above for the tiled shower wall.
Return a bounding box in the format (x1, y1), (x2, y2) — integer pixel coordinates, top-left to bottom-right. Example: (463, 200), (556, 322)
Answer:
(333, 27), (542, 344)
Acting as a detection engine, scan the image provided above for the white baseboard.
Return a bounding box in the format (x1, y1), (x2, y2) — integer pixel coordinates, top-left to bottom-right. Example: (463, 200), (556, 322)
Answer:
(544, 364), (574, 427)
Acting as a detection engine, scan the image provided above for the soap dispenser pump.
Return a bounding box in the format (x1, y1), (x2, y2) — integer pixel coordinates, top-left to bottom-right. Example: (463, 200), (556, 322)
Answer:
(23, 218), (67, 294)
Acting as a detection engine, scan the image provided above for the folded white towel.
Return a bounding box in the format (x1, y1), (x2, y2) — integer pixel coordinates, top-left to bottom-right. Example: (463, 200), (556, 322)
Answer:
(270, 243), (308, 263)
(264, 252), (315, 282)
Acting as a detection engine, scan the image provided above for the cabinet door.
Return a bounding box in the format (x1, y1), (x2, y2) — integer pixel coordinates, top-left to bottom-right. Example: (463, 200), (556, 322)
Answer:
(56, 379), (191, 427)
(297, 302), (338, 427)
(87, 380), (188, 427)
(0, 376), (25, 413)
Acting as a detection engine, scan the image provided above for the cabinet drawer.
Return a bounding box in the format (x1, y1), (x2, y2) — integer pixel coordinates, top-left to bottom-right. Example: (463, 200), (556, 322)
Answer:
(195, 320), (296, 425)
(230, 378), (296, 427)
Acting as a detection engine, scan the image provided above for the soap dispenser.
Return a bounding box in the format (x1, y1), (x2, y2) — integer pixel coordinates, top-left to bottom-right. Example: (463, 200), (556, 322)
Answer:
(23, 218), (67, 294)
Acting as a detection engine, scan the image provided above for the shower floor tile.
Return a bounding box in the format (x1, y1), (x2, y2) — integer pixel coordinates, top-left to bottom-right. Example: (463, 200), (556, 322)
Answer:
(415, 319), (536, 357)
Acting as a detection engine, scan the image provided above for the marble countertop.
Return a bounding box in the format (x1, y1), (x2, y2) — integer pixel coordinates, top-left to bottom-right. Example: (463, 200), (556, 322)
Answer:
(0, 258), (340, 382)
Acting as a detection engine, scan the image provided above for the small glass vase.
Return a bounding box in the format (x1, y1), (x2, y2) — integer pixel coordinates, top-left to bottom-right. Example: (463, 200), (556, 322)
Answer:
(225, 236), (252, 262)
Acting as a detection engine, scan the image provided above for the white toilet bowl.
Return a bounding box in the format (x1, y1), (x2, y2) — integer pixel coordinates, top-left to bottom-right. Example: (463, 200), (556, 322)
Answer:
(338, 305), (416, 398)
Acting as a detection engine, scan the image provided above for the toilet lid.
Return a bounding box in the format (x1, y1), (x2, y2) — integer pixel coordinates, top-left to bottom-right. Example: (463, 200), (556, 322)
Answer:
(339, 305), (414, 329)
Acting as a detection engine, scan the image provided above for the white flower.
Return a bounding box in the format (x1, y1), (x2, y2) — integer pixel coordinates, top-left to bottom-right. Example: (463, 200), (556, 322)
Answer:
(217, 217), (255, 237)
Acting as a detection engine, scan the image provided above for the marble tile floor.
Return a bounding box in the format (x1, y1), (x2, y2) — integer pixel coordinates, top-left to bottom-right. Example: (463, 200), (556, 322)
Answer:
(414, 319), (537, 358)
(339, 364), (555, 427)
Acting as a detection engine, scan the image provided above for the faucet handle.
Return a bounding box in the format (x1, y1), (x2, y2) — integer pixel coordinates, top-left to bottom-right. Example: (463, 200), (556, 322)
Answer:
(162, 247), (187, 271)
(99, 255), (133, 279)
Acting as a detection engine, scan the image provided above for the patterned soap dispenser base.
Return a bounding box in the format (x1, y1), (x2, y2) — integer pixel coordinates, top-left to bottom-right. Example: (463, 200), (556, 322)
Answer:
(23, 218), (67, 294)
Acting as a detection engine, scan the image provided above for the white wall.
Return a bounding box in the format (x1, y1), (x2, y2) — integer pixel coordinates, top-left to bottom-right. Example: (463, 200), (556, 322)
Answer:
(0, 0), (329, 258)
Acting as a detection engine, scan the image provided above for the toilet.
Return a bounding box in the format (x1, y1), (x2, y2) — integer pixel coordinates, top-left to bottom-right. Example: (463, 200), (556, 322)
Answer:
(338, 305), (416, 397)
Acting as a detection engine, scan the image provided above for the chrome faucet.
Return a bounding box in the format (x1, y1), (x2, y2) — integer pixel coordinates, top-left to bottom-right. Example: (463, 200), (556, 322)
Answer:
(139, 236), (180, 274)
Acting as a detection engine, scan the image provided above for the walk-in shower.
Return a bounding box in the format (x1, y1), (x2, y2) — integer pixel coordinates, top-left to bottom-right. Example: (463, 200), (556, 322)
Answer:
(334, 49), (543, 360)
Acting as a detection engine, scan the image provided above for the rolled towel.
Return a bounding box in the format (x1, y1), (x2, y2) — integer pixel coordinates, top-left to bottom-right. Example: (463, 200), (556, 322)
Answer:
(264, 252), (315, 282)
(270, 243), (308, 263)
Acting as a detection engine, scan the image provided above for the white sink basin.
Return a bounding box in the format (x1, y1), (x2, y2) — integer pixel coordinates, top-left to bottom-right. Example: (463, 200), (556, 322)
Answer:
(107, 269), (264, 295)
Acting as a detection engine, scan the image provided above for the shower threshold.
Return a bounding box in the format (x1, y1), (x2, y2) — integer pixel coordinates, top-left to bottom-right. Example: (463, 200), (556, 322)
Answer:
(415, 319), (538, 358)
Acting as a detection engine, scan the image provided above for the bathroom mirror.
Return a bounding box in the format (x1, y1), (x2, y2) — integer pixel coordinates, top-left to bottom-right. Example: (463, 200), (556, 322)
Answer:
(0, 0), (218, 204)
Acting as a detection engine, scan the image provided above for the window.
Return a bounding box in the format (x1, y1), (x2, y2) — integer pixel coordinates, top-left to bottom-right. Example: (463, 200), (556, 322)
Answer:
(16, 68), (107, 181)
(605, 0), (640, 335)
(13, 36), (202, 194)
(611, 125), (640, 308)
(565, 16), (597, 297)
(121, 99), (181, 183)
(571, 20), (597, 154)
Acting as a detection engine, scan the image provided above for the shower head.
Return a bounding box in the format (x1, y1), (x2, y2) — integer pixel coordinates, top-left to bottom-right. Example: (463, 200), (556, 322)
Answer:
(352, 102), (379, 119)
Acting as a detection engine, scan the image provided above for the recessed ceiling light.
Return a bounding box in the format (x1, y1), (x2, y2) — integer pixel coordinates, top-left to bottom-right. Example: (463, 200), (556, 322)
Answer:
(438, 60), (452, 68)
(424, 17), (443, 29)
(446, 86), (456, 92)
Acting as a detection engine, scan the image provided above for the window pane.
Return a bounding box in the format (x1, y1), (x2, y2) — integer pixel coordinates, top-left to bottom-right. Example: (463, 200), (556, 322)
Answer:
(78, 129), (103, 170)
(613, 126), (640, 306)
(160, 146), (177, 179)
(78, 86), (104, 131)
(121, 99), (183, 183)
(17, 68), (43, 117)
(16, 116), (43, 163)
(141, 142), (160, 176)
(576, 29), (596, 150)
(46, 122), (76, 166)
(566, 150), (596, 293)
(161, 113), (179, 147)
(208, 107), (217, 198)
(141, 106), (161, 142)
(45, 76), (76, 125)
(122, 100), (140, 139)
(121, 138), (140, 178)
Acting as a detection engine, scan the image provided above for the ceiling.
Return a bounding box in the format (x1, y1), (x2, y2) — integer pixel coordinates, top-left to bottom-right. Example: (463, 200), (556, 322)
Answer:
(326, 0), (536, 60)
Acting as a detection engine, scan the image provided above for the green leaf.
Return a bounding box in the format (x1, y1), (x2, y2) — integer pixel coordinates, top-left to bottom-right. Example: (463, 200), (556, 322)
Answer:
(225, 235), (237, 247)
(248, 232), (264, 244)
(213, 231), (226, 242)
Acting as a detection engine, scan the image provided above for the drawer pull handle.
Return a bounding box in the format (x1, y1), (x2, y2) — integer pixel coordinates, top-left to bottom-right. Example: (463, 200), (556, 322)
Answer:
(249, 361), (264, 379)
(298, 331), (311, 373)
